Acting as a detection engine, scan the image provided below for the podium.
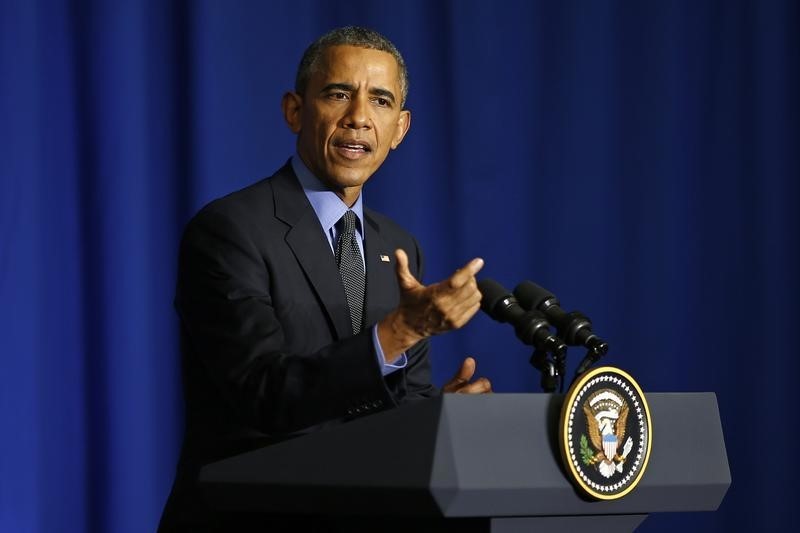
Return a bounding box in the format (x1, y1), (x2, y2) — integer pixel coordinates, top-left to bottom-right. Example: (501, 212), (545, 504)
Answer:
(199, 393), (730, 532)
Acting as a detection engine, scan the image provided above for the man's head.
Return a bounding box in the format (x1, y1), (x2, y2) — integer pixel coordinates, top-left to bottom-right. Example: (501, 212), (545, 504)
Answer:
(295, 26), (409, 108)
(282, 27), (411, 205)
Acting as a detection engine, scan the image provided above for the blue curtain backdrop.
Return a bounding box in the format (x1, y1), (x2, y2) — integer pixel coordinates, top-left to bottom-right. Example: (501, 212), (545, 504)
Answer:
(1, 0), (797, 531)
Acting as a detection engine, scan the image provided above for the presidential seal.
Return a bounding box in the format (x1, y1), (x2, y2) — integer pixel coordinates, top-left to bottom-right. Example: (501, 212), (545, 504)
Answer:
(559, 366), (652, 500)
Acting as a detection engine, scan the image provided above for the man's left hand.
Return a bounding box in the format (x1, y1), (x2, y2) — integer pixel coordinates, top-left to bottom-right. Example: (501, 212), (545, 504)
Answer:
(443, 356), (492, 394)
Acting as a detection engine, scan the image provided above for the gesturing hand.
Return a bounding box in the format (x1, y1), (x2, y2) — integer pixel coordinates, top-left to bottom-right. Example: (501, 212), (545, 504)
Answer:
(395, 248), (484, 337)
(443, 357), (492, 394)
(377, 249), (484, 360)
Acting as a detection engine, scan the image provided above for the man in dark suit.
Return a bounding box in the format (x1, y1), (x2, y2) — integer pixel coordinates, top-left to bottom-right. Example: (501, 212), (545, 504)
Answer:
(159, 26), (490, 531)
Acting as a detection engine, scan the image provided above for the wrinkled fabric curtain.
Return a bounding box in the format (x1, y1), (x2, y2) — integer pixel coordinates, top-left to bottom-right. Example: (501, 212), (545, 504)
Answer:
(1, 1), (797, 531)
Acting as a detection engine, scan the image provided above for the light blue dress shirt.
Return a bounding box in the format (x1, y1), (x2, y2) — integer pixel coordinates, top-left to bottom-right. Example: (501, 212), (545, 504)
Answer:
(291, 155), (408, 376)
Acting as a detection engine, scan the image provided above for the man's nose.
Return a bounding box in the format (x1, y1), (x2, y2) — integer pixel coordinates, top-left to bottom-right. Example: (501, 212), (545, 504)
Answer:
(342, 95), (370, 129)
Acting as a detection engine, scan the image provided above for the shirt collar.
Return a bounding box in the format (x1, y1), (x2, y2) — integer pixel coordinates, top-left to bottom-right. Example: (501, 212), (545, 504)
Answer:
(292, 154), (364, 238)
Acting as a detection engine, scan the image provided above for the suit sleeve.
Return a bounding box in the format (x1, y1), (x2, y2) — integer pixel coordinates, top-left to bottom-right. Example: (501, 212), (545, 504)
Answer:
(176, 207), (394, 435)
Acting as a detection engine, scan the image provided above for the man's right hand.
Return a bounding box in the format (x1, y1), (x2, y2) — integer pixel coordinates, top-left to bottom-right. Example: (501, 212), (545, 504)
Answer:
(377, 249), (484, 361)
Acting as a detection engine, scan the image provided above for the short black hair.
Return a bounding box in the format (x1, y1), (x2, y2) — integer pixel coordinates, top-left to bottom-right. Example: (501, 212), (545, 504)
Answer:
(295, 26), (409, 107)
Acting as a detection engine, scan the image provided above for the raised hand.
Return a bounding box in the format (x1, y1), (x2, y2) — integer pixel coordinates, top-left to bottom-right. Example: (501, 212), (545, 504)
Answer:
(377, 249), (484, 361)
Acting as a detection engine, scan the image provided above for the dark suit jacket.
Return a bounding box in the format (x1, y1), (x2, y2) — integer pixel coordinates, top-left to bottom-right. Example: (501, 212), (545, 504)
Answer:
(159, 162), (438, 532)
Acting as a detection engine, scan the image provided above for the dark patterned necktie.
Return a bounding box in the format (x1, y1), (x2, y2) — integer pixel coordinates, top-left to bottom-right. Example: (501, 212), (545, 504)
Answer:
(335, 210), (365, 334)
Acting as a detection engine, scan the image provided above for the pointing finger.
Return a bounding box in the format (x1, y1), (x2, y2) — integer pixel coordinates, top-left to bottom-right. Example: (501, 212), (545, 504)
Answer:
(449, 257), (485, 289)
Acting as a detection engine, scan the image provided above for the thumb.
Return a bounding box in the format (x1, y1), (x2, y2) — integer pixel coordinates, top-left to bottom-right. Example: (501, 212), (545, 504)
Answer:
(452, 356), (476, 383)
(395, 248), (422, 291)
(443, 356), (477, 393)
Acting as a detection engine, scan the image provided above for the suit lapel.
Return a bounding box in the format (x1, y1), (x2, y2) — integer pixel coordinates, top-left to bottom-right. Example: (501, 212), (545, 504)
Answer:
(272, 165), (353, 340)
(363, 212), (398, 327)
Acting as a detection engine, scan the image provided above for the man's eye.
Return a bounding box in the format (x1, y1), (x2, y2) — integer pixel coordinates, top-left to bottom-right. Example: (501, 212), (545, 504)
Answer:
(330, 92), (348, 100)
(375, 97), (389, 107)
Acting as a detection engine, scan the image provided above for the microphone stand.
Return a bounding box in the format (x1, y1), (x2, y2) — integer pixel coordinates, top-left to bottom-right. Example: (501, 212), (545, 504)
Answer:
(555, 347), (567, 393)
(529, 345), (567, 393)
(571, 344), (606, 386)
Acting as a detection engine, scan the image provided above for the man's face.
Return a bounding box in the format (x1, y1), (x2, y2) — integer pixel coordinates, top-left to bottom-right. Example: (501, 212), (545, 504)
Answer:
(283, 45), (411, 200)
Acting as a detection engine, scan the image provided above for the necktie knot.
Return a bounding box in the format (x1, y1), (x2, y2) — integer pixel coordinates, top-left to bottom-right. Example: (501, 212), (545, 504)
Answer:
(338, 209), (357, 236)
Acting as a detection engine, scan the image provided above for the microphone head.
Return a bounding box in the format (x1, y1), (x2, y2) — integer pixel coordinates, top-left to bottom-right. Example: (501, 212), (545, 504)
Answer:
(514, 280), (555, 310)
(478, 278), (524, 324)
(478, 279), (510, 316)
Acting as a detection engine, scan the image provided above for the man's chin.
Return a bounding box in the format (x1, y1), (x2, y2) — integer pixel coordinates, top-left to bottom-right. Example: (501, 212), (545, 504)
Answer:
(323, 166), (375, 190)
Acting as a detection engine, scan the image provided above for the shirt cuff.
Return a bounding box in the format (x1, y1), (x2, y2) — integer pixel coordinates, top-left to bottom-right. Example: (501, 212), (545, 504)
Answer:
(371, 324), (408, 376)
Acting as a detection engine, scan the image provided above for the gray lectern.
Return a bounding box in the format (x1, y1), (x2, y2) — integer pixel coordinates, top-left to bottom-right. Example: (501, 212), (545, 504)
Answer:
(200, 393), (730, 532)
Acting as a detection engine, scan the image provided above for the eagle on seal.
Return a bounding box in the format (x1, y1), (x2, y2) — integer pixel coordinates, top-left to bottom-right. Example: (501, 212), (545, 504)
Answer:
(583, 389), (633, 478)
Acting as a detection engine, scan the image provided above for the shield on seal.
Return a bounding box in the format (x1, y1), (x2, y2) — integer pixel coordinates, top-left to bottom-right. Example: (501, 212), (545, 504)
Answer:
(603, 432), (618, 460)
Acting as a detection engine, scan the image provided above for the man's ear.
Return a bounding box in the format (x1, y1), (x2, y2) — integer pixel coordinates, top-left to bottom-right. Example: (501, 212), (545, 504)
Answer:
(390, 109), (411, 150)
(281, 92), (303, 133)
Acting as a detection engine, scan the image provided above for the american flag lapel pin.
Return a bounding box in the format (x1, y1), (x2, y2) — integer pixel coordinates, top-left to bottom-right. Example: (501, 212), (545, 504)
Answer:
(379, 254), (391, 263)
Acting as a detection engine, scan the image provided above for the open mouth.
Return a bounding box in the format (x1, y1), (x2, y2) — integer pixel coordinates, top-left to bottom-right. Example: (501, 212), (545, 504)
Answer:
(334, 140), (372, 158)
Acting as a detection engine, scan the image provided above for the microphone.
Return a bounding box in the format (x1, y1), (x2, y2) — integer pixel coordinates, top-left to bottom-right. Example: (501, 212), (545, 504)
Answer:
(478, 279), (566, 357)
(514, 281), (609, 374)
